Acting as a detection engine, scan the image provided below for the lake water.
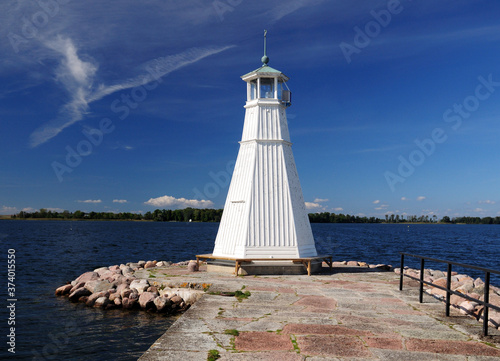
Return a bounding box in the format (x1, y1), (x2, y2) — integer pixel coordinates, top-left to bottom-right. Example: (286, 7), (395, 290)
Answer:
(0, 221), (499, 360)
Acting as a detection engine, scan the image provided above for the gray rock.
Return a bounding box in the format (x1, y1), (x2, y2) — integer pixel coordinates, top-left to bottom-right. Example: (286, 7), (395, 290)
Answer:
(55, 284), (73, 296)
(94, 297), (109, 308)
(121, 288), (133, 299)
(69, 282), (86, 294)
(139, 292), (157, 309)
(120, 266), (134, 275)
(85, 280), (112, 294)
(138, 260), (146, 267)
(75, 271), (100, 284)
(69, 287), (91, 302)
(86, 291), (107, 307)
(187, 261), (199, 272)
(130, 279), (149, 294)
(94, 267), (109, 277)
(154, 296), (171, 313)
(122, 297), (137, 309)
(432, 270), (445, 278)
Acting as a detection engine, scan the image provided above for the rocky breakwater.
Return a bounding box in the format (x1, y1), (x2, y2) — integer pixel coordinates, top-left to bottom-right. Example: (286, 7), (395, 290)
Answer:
(55, 260), (204, 314)
(396, 267), (500, 330)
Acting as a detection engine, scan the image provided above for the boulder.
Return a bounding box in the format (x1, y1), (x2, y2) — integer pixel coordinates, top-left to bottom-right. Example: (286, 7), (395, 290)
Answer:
(120, 266), (134, 275)
(75, 271), (100, 285)
(69, 287), (91, 302)
(450, 294), (465, 306)
(121, 288), (133, 299)
(144, 261), (156, 269)
(122, 297), (137, 309)
(432, 270), (445, 279)
(86, 291), (107, 307)
(116, 283), (129, 295)
(459, 301), (479, 315)
(109, 265), (120, 272)
(94, 297), (109, 308)
(455, 281), (474, 294)
(358, 262), (368, 267)
(154, 296), (172, 313)
(100, 270), (116, 281)
(187, 261), (199, 272)
(109, 293), (120, 302)
(138, 260), (146, 267)
(94, 267), (109, 277)
(139, 292), (157, 309)
(85, 280), (112, 294)
(70, 282), (86, 294)
(147, 286), (159, 295)
(114, 297), (122, 307)
(55, 284), (73, 296)
(432, 277), (447, 289)
(347, 261), (358, 267)
(129, 291), (139, 300)
(130, 279), (149, 294)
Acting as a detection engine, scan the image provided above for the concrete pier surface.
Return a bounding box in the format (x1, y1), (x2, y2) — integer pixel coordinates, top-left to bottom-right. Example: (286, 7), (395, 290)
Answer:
(138, 264), (500, 360)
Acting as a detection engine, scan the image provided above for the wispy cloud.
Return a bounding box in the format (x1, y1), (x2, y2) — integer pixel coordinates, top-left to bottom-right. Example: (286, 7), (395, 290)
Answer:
(305, 202), (323, 210)
(113, 199), (128, 204)
(314, 198), (329, 203)
(77, 199), (102, 203)
(29, 38), (234, 147)
(145, 195), (213, 209)
(373, 200), (380, 204)
(0, 205), (18, 215)
(478, 200), (495, 205)
(417, 196), (426, 201)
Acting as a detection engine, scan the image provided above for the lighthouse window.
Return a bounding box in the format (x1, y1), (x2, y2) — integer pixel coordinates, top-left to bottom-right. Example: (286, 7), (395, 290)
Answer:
(250, 80), (257, 100)
(260, 78), (274, 98)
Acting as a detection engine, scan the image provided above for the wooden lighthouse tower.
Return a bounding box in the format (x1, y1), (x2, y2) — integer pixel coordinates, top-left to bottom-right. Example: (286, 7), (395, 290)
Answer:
(198, 32), (330, 275)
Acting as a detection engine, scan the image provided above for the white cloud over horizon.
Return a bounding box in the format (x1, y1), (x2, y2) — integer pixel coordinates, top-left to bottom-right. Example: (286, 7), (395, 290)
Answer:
(417, 196), (426, 201)
(144, 195), (214, 209)
(305, 202), (322, 210)
(113, 199), (128, 203)
(313, 198), (329, 203)
(77, 199), (102, 203)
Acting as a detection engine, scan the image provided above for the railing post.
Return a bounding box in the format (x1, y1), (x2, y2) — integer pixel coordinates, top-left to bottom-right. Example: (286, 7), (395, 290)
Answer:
(399, 253), (404, 291)
(446, 263), (452, 317)
(419, 258), (424, 303)
(483, 271), (490, 337)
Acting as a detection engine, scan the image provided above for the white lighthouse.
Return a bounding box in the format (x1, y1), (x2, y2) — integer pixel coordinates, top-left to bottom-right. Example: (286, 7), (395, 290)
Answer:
(212, 31), (319, 261)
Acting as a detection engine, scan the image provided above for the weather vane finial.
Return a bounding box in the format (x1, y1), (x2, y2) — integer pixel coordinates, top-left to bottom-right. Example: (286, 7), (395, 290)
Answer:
(261, 30), (269, 65)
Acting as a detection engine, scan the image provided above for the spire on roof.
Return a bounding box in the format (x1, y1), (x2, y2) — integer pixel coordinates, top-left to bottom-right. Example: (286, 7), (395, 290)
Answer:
(261, 29), (269, 65)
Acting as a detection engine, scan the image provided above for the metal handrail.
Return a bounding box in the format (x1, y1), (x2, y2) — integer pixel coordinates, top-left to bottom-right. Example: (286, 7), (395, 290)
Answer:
(399, 252), (500, 337)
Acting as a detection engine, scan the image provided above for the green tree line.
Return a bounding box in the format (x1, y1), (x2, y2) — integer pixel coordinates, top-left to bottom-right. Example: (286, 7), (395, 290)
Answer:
(11, 208), (222, 222)
(10, 209), (500, 225)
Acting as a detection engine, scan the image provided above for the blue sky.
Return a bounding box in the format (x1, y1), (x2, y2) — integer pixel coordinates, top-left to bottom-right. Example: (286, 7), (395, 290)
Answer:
(1, 0), (500, 218)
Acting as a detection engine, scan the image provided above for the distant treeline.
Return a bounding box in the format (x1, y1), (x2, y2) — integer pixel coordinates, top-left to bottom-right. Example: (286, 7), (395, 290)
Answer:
(11, 208), (223, 222)
(10, 209), (500, 225)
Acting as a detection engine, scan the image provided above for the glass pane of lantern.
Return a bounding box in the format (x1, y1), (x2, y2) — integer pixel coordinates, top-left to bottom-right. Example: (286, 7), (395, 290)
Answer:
(260, 78), (274, 98)
(250, 80), (257, 100)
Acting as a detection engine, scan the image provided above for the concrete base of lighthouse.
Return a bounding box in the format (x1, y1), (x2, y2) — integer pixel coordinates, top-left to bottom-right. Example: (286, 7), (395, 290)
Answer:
(207, 260), (323, 276)
(197, 254), (332, 276)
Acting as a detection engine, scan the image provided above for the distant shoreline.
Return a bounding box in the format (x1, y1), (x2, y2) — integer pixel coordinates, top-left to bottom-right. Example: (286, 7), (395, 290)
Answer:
(0, 217), (497, 226)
